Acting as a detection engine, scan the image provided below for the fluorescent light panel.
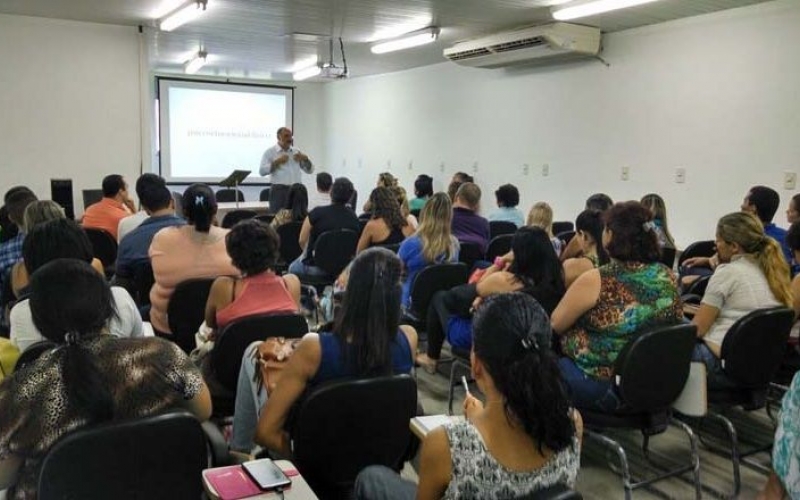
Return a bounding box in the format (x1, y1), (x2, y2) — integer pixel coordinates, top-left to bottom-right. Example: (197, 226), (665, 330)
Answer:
(293, 65), (321, 81)
(184, 51), (207, 74)
(371, 27), (439, 54)
(552, 0), (660, 20)
(160, 0), (208, 32)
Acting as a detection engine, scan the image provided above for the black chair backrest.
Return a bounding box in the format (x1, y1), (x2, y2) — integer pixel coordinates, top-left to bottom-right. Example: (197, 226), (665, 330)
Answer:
(660, 247), (677, 268)
(409, 263), (469, 320)
(221, 209), (257, 229)
(84, 228), (118, 269)
(167, 278), (216, 353)
(457, 241), (485, 270)
(132, 261), (155, 308)
(292, 375), (418, 496)
(255, 214), (275, 224)
(720, 307), (795, 387)
(678, 240), (716, 267)
(312, 229), (359, 276)
(684, 274), (711, 297)
(38, 411), (206, 500)
(215, 188), (245, 203)
(14, 341), (57, 373)
(552, 221), (574, 235)
(556, 230), (576, 245)
(277, 221), (303, 264)
(212, 313), (308, 392)
(358, 218), (369, 236)
(375, 242), (401, 254)
(486, 234), (514, 262)
(259, 187), (271, 202)
(82, 189), (103, 209)
(489, 220), (517, 239)
(613, 323), (697, 411)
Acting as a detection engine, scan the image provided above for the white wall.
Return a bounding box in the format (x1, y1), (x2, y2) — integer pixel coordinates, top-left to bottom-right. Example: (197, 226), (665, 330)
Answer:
(0, 14), (141, 216)
(322, 0), (800, 247)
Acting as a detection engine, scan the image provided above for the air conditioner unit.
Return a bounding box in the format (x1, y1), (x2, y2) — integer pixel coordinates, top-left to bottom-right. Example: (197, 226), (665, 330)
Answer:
(443, 23), (601, 68)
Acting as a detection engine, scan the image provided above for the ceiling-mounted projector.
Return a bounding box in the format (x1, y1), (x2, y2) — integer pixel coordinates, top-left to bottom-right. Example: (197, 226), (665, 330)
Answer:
(320, 63), (348, 79)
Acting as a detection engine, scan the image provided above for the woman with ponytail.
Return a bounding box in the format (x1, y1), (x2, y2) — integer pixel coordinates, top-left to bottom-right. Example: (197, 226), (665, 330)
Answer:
(691, 211), (792, 372)
(149, 183), (238, 334)
(355, 293), (581, 500)
(0, 259), (211, 499)
(230, 248), (418, 455)
(562, 209), (609, 288)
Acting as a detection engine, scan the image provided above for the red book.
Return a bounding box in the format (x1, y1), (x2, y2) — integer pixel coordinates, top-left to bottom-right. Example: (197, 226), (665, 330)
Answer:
(205, 466), (263, 500)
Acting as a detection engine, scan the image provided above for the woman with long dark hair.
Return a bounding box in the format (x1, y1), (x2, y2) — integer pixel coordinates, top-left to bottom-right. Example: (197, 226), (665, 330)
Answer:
(417, 226), (566, 373)
(231, 248), (418, 454)
(562, 209), (609, 288)
(271, 183), (308, 229)
(357, 187), (414, 253)
(356, 293), (581, 499)
(0, 259), (211, 499)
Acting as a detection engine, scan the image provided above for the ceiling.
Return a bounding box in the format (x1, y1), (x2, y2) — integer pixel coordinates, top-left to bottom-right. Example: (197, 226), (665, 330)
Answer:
(0, 0), (774, 81)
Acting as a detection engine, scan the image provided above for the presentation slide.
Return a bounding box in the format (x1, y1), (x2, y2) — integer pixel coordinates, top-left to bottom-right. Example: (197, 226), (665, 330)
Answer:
(158, 78), (293, 184)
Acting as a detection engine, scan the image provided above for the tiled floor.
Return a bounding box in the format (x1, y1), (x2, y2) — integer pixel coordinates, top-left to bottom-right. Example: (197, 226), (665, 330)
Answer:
(409, 360), (774, 499)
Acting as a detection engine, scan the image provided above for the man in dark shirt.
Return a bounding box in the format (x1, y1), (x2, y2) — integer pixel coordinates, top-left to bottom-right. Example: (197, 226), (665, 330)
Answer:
(451, 182), (490, 254)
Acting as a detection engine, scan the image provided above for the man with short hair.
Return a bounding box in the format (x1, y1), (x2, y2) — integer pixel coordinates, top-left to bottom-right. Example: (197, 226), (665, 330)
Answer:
(115, 174), (185, 283)
(741, 185), (791, 262)
(82, 174), (135, 240)
(0, 188), (37, 304)
(259, 127), (314, 213)
(308, 172), (332, 210)
(451, 182), (490, 254)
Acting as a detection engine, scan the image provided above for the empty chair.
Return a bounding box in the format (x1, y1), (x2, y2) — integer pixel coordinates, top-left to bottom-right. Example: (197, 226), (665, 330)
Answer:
(457, 241), (484, 271)
(292, 375), (418, 499)
(683, 273), (711, 297)
(552, 221), (574, 235)
(38, 411), (207, 500)
(402, 262), (469, 328)
(296, 229), (359, 289)
(221, 209), (257, 229)
(579, 324), (701, 500)
(485, 234), (513, 262)
(556, 230), (576, 246)
(276, 221), (303, 271)
(489, 220), (517, 239)
(166, 278), (216, 353)
(215, 188), (245, 203)
(677, 240), (716, 268)
(83, 227), (118, 276)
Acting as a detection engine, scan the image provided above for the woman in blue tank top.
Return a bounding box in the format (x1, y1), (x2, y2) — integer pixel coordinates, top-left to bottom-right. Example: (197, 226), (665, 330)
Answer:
(253, 247), (418, 457)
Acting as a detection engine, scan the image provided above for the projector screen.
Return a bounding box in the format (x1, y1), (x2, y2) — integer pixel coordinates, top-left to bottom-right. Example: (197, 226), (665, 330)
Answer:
(157, 78), (293, 184)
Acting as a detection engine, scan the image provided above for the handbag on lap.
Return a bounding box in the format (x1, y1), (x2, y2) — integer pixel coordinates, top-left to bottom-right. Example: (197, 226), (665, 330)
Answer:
(252, 337), (300, 396)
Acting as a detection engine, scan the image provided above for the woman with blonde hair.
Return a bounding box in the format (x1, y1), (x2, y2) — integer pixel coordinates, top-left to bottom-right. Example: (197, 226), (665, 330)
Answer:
(398, 193), (460, 310)
(391, 185), (418, 229)
(692, 211), (792, 372)
(640, 193), (676, 249)
(527, 202), (562, 256)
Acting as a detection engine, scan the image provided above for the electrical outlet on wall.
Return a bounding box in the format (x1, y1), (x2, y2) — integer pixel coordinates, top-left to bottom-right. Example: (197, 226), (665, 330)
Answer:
(675, 167), (686, 184)
(408, 160), (413, 170)
(439, 162), (445, 173)
(472, 161), (478, 173)
(542, 163), (549, 177)
(785, 172), (797, 190)
(621, 166), (630, 181)
(523, 164), (530, 176)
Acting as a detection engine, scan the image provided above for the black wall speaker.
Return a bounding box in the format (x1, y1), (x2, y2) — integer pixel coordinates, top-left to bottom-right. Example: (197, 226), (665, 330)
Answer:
(50, 179), (75, 219)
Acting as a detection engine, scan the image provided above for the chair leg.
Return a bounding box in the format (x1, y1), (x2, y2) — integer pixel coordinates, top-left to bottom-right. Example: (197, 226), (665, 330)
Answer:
(585, 430), (633, 500)
(670, 417), (702, 500)
(705, 412), (741, 498)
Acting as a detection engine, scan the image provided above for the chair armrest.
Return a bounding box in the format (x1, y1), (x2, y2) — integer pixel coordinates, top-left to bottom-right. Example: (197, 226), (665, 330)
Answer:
(201, 421), (234, 467)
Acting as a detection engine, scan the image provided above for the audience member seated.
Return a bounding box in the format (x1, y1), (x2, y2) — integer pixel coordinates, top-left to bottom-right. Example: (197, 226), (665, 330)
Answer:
(289, 177), (360, 277)
(551, 201), (682, 411)
(409, 174), (433, 212)
(451, 172), (474, 184)
(451, 183), (490, 254)
(527, 201), (563, 256)
(9, 200), (66, 297)
(690, 212), (792, 376)
(117, 174), (174, 244)
(355, 293), (581, 500)
(270, 183), (308, 230)
(488, 183), (525, 227)
(230, 248), (417, 453)
(0, 187), (34, 244)
(357, 187), (414, 253)
(0, 258), (211, 499)
(81, 174), (135, 240)
(742, 185), (792, 263)
(398, 193), (460, 311)
(392, 186), (418, 229)
(641, 193), (676, 249)
(560, 193), (614, 261)
(0, 189), (37, 307)
(786, 193), (800, 226)
(149, 183), (238, 334)
(308, 172), (332, 211)
(417, 227), (566, 374)
(201, 220), (300, 366)
(362, 172), (399, 213)
(115, 174), (184, 285)
(10, 219), (142, 352)
(788, 222), (800, 325)
(760, 371), (800, 500)
(563, 210), (609, 288)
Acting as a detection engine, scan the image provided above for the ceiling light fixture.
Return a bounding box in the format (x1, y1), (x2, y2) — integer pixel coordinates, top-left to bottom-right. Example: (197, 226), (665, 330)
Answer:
(160, 0), (209, 32)
(184, 51), (207, 74)
(293, 64), (322, 81)
(552, 0), (660, 20)
(289, 56), (320, 73)
(370, 27), (440, 54)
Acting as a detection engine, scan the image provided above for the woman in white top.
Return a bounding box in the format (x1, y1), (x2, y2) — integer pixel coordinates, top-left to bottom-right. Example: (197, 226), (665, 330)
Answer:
(692, 212), (792, 371)
(9, 219), (142, 352)
(354, 293), (581, 500)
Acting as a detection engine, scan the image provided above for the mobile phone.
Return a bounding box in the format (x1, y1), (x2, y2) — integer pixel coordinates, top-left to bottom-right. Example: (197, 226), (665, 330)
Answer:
(461, 375), (470, 395)
(242, 458), (292, 491)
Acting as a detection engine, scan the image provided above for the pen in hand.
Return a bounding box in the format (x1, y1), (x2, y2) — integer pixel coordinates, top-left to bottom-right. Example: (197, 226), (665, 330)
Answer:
(461, 375), (470, 396)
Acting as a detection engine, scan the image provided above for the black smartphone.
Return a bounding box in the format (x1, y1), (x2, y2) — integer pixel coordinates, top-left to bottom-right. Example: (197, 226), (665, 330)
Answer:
(242, 458), (292, 491)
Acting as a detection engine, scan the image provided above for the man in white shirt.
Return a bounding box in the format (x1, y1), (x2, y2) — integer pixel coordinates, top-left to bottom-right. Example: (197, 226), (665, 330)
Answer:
(259, 127), (313, 211)
(308, 172), (332, 210)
